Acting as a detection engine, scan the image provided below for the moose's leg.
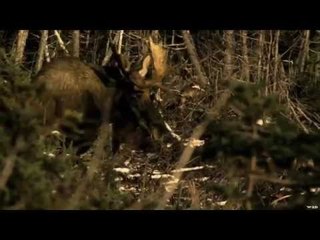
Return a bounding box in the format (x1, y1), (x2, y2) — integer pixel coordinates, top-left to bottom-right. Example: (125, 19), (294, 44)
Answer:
(99, 88), (116, 123)
(92, 88), (118, 156)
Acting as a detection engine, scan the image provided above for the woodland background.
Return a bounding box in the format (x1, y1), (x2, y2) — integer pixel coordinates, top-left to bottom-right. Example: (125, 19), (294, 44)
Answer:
(1, 30), (320, 210)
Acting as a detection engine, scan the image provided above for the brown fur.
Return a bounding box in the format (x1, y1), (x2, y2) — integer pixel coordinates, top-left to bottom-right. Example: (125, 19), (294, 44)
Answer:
(35, 57), (116, 125)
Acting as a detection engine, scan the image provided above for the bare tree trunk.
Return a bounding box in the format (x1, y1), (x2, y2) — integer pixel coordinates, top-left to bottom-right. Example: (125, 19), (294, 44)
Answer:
(182, 30), (208, 87)
(223, 30), (235, 83)
(102, 32), (111, 66)
(14, 30), (29, 65)
(102, 31), (121, 66)
(72, 30), (80, 58)
(171, 30), (175, 45)
(85, 30), (90, 49)
(272, 30), (280, 93)
(265, 31), (273, 95)
(35, 30), (49, 74)
(298, 30), (310, 73)
(118, 30), (124, 54)
(241, 30), (250, 81)
(257, 31), (265, 83)
(92, 32), (99, 64)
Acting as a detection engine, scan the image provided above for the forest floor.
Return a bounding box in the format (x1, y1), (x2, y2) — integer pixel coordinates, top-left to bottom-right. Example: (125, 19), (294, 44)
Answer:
(108, 145), (239, 210)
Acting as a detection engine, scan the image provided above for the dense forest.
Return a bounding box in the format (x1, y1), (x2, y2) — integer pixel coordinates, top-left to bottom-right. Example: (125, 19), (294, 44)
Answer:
(1, 30), (320, 210)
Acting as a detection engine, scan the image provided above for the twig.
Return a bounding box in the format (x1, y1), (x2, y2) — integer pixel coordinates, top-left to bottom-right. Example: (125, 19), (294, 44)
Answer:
(295, 102), (320, 130)
(0, 154), (16, 190)
(271, 194), (292, 206)
(54, 30), (69, 55)
(102, 31), (121, 66)
(288, 101), (309, 133)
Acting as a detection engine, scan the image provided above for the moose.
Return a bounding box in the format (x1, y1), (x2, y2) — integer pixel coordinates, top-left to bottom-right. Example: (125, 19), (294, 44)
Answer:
(34, 37), (176, 155)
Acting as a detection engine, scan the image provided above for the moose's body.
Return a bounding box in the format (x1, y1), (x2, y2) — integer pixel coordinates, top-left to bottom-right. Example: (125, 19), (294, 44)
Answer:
(34, 57), (167, 154)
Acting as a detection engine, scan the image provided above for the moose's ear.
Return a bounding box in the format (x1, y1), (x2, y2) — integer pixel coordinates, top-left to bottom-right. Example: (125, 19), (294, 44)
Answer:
(106, 52), (122, 68)
(105, 53), (119, 68)
(106, 45), (132, 75)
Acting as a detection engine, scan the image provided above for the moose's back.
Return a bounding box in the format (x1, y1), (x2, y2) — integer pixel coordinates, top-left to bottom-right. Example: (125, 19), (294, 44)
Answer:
(34, 57), (115, 126)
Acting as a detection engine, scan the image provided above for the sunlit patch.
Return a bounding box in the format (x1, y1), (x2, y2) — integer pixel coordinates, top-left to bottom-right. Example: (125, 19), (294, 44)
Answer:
(164, 178), (179, 192)
(119, 186), (137, 193)
(191, 84), (205, 92)
(127, 173), (141, 179)
(114, 177), (123, 182)
(43, 151), (56, 158)
(183, 138), (205, 148)
(171, 166), (204, 173)
(124, 159), (131, 166)
(256, 119), (264, 126)
(310, 188), (320, 193)
(196, 177), (210, 182)
(48, 153), (55, 158)
(155, 89), (163, 102)
(152, 170), (161, 175)
(51, 130), (62, 136)
(213, 201), (227, 206)
(151, 174), (173, 179)
(114, 167), (130, 174)
(256, 117), (272, 126)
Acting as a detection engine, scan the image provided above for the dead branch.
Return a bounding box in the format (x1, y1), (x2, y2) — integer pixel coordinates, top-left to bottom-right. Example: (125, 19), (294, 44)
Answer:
(288, 101), (309, 133)
(54, 30), (69, 55)
(0, 154), (16, 190)
(182, 30), (208, 87)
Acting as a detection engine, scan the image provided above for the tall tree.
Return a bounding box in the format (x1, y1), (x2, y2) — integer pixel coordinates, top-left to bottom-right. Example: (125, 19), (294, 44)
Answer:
(72, 30), (80, 58)
(14, 30), (29, 65)
(272, 30), (280, 93)
(256, 30), (265, 84)
(35, 30), (49, 74)
(241, 30), (250, 81)
(298, 30), (310, 73)
(223, 30), (235, 83)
